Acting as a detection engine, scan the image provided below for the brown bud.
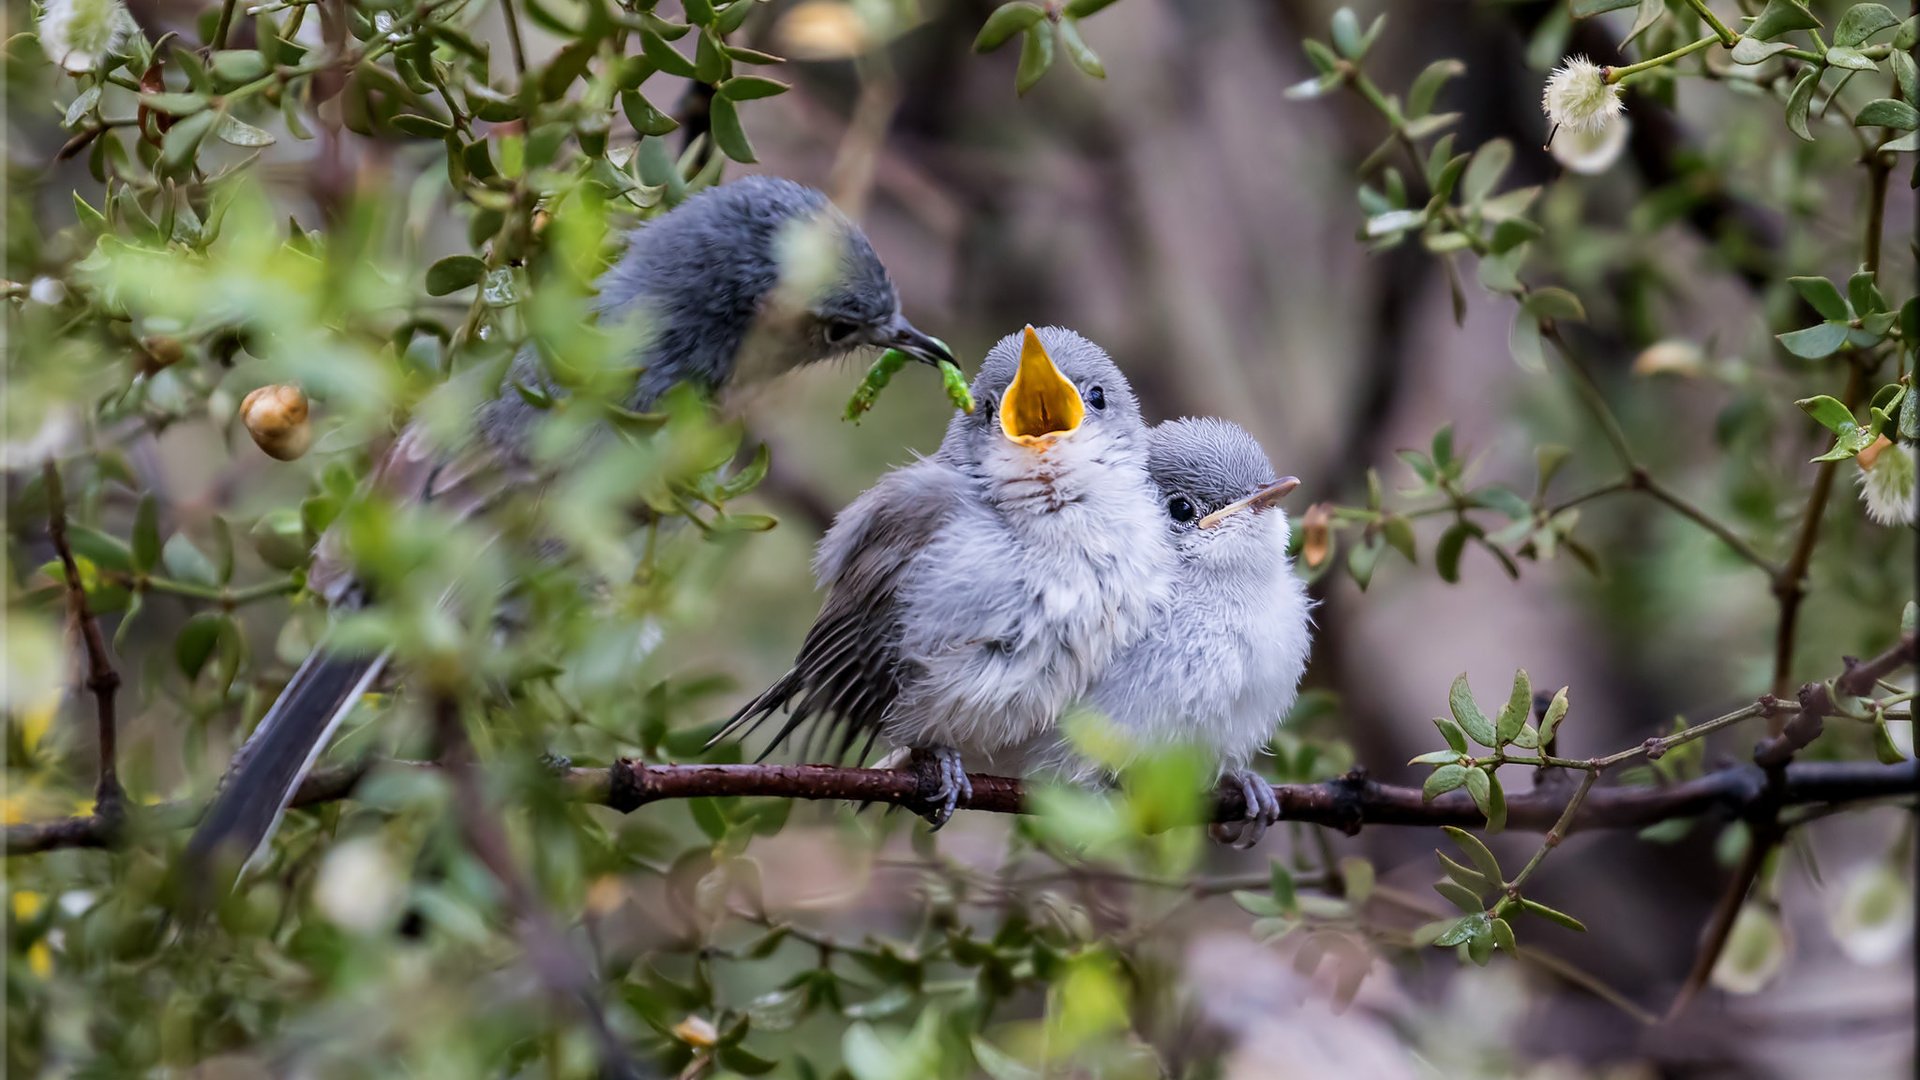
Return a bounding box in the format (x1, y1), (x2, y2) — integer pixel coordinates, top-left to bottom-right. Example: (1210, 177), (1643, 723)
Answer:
(1858, 434), (1893, 471)
(240, 384), (313, 461)
(1301, 503), (1333, 569)
(137, 335), (184, 374)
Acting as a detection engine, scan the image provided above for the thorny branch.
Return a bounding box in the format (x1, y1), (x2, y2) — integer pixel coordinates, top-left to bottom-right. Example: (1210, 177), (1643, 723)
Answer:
(42, 461), (126, 821)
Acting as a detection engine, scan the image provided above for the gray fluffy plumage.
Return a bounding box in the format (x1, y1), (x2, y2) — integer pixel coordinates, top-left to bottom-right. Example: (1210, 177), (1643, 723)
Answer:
(721, 327), (1176, 819)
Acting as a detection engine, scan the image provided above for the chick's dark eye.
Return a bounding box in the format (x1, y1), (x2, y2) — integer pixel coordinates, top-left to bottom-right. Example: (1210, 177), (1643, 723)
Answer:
(824, 319), (860, 345)
(1167, 496), (1196, 523)
(1088, 385), (1106, 411)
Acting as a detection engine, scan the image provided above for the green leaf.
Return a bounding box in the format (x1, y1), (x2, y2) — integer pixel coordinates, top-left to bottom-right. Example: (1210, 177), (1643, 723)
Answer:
(1496, 669), (1531, 747)
(1431, 913), (1484, 948)
(1330, 7), (1363, 58)
(1346, 536), (1382, 591)
(1063, 0), (1119, 15)
(1057, 19), (1104, 78)
(1523, 287), (1586, 324)
(1826, 45), (1878, 71)
(1834, 2), (1898, 46)
(1537, 687), (1570, 745)
(1461, 138), (1512, 203)
(1443, 826), (1503, 885)
(1015, 25), (1055, 95)
(1435, 522), (1469, 584)
(1777, 322), (1849, 359)
(214, 114), (275, 147)
(1482, 771), (1507, 832)
(719, 76), (790, 100)
(1382, 516), (1416, 564)
(694, 29), (731, 84)
(1438, 852), (1493, 896)
(63, 84), (101, 129)
(1892, 50), (1917, 105)
(1424, 764), (1470, 800)
(1517, 897), (1588, 932)
(1786, 67), (1819, 141)
(1464, 767), (1492, 819)
(65, 526), (131, 573)
(970, 1037), (1042, 1080)
(426, 254), (486, 296)
(709, 94), (755, 163)
(163, 533), (218, 588)
(209, 49), (269, 83)
(1435, 879), (1483, 913)
(140, 92), (210, 116)
(1408, 58), (1464, 117)
(1798, 395), (1859, 434)
(1468, 917), (1494, 964)
(1747, 0), (1821, 41)
(175, 612), (224, 680)
(1449, 673), (1498, 747)
(160, 109), (219, 172)
(640, 30), (697, 78)
(1848, 273), (1887, 316)
(132, 494), (161, 573)
(621, 91), (680, 136)
(1569, 0), (1637, 15)
(1789, 276), (1850, 320)
(1490, 917), (1517, 953)
(1731, 37), (1797, 64)
(1410, 750), (1463, 765)
(1433, 716), (1469, 754)
(975, 2), (1046, 51)
(1856, 98), (1919, 129)
(683, 0), (714, 25)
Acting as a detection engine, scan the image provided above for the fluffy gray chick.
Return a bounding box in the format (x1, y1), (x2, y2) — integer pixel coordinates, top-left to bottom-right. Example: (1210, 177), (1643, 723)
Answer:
(1085, 417), (1311, 848)
(718, 325), (1175, 826)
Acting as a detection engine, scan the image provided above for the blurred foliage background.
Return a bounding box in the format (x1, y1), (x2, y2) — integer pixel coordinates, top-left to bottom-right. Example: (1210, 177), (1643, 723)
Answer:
(4, 0), (1917, 1075)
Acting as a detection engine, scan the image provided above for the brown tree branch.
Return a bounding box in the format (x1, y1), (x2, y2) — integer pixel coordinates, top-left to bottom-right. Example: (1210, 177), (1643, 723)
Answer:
(8, 756), (1912, 856)
(42, 461), (126, 821)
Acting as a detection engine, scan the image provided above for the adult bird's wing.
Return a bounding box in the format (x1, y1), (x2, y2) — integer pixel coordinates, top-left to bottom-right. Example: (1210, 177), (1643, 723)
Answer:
(714, 458), (971, 763)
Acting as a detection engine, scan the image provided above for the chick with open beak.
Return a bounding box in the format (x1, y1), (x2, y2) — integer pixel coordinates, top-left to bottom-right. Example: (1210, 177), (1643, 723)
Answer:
(718, 325), (1175, 827)
(1073, 417), (1314, 848)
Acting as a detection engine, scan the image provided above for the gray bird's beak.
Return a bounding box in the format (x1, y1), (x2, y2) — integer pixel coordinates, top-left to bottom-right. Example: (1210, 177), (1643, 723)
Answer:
(1197, 476), (1301, 529)
(880, 318), (955, 367)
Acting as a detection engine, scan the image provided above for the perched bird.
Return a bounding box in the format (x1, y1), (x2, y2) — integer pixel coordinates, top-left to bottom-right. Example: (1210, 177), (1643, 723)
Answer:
(718, 325), (1174, 825)
(1081, 417), (1310, 848)
(184, 175), (952, 886)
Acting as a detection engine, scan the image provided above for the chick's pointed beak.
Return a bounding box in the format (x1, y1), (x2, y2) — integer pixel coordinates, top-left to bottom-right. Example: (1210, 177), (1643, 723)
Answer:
(999, 326), (1086, 446)
(1197, 476), (1301, 530)
(879, 318), (954, 367)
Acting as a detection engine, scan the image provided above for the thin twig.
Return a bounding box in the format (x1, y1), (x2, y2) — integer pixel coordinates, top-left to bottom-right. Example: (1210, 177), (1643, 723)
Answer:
(42, 462), (125, 820)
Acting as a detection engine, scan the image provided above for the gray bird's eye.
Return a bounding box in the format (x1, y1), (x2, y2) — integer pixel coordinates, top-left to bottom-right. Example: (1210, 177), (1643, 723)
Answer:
(1088, 385), (1106, 411)
(824, 319), (860, 345)
(1167, 496), (1196, 523)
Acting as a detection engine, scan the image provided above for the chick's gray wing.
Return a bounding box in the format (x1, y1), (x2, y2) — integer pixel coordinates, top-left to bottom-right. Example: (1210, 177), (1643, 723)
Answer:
(718, 459), (971, 761)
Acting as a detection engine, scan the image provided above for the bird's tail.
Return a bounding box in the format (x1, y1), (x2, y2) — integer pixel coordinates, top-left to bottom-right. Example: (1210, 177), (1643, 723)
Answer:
(182, 644), (390, 895)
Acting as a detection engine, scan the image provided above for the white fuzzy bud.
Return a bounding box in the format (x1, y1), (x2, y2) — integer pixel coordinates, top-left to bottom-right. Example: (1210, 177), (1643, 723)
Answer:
(37, 0), (133, 73)
(1855, 437), (1916, 527)
(1542, 56), (1624, 136)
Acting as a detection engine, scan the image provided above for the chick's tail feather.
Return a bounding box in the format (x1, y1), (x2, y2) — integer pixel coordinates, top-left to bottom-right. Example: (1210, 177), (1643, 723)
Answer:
(182, 645), (389, 896)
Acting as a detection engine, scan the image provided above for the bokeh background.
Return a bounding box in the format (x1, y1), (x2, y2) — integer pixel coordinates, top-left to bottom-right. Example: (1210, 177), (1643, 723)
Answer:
(6, 0), (1917, 1075)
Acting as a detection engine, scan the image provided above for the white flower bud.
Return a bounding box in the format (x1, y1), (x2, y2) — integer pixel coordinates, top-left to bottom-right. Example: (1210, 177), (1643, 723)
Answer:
(37, 0), (134, 74)
(240, 384), (313, 461)
(1855, 436), (1916, 527)
(1542, 56), (1624, 136)
(313, 837), (403, 934)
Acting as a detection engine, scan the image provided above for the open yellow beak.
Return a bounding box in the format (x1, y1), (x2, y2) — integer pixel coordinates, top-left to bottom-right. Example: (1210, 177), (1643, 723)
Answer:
(1197, 476), (1300, 529)
(999, 326), (1086, 446)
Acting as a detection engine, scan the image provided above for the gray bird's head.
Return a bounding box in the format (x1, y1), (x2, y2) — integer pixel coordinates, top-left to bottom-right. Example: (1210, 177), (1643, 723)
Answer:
(1149, 417), (1299, 569)
(607, 175), (951, 402)
(941, 326), (1149, 503)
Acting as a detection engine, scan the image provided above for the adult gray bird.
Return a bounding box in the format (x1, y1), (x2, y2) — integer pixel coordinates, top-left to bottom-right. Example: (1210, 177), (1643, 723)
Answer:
(717, 325), (1174, 825)
(183, 175), (952, 885)
(1078, 417), (1310, 848)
